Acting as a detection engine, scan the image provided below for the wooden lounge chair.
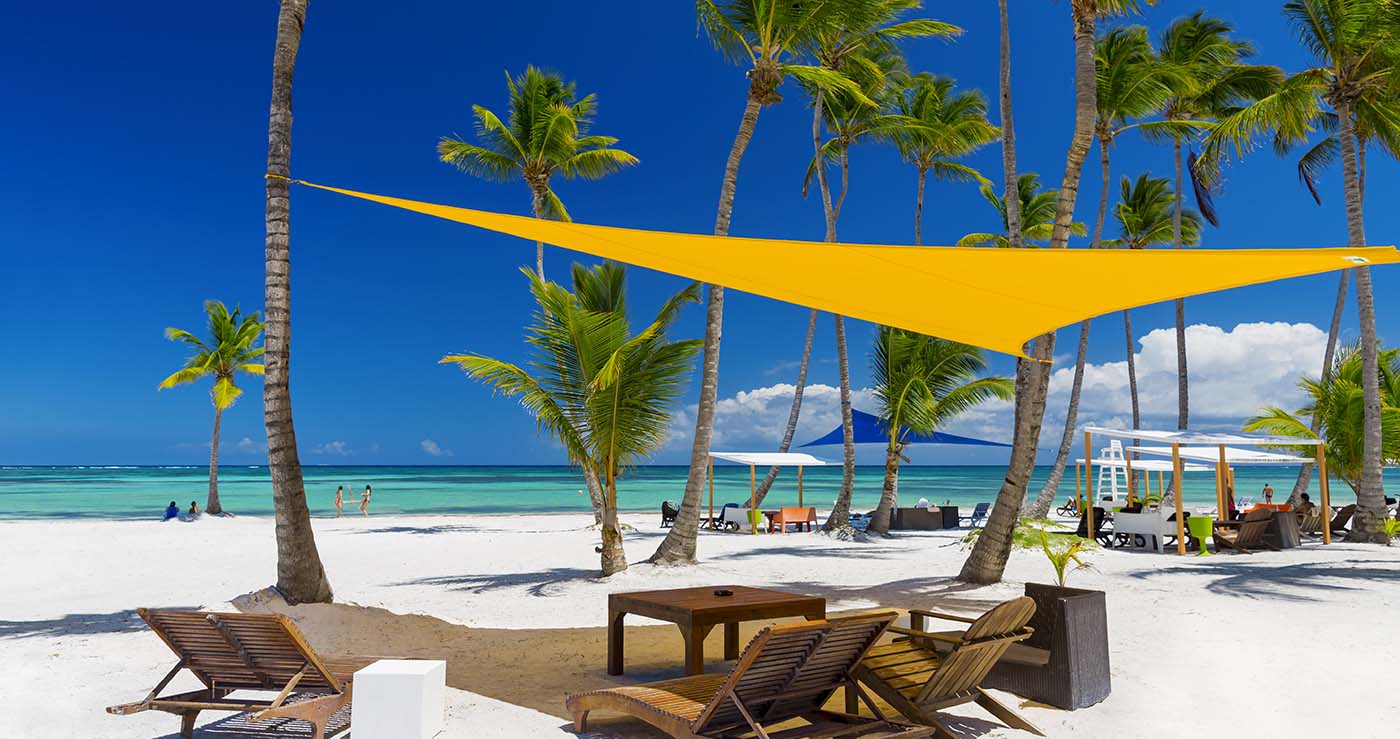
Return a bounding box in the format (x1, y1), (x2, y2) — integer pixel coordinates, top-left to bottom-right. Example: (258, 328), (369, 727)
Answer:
(566, 612), (930, 739)
(1297, 507), (1324, 537)
(107, 608), (387, 739)
(1212, 507), (1278, 554)
(851, 597), (1043, 738)
(771, 506), (818, 533)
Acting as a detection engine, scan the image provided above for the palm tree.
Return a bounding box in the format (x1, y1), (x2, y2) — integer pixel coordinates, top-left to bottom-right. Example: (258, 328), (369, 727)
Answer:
(893, 74), (998, 244)
(1107, 174), (1203, 436)
(956, 173), (1086, 247)
(437, 67), (638, 280)
(958, 0), (1155, 586)
(749, 1), (956, 513)
(1154, 12), (1281, 433)
(263, 0), (331, 604)
(444, 264), (701, 576)
(1202, 0), (1400, 542)
(158, 302), (264, 516)
(865, 329), (1013, 536)
(650, 0), (861, 565)
(1244, 343), (1400, 494)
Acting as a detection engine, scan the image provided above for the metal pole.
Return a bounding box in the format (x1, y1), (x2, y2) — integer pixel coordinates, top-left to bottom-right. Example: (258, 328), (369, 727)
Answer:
(1084, 431), (1095, 541)
(1172, 442), (1186, 555)
(1317, 443), (1332, 545)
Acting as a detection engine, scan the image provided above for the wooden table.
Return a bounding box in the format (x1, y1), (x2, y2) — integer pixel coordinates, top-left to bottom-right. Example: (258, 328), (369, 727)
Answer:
(607, 585), (825, 676)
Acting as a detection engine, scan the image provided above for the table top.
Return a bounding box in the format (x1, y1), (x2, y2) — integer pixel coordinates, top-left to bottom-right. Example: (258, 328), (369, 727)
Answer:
(609, 585), (825, 622)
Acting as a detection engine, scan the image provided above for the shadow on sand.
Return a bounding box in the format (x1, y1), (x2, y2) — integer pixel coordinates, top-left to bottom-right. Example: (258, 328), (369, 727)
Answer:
(1127, 556), (1400, 602)
(0, 607), (200, 639)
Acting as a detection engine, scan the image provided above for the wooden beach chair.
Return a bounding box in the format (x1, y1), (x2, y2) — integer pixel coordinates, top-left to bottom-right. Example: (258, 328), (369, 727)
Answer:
(851, 597), (1043, 737)
(1296, 507), (1324, 537)
(566, 612), (930, 739)
(1212, 508), (1278, 554)
(107, 608), (387, 739)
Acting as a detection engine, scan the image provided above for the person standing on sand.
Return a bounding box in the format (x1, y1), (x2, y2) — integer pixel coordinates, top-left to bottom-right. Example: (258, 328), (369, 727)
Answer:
(360, 484), (372, 516)
(334, 485), (344, 518)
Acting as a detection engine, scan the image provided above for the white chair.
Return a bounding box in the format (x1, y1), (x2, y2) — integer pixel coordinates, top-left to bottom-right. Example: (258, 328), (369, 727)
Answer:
(1110, 506), (1177, 553)
(719, 505), (755, 532)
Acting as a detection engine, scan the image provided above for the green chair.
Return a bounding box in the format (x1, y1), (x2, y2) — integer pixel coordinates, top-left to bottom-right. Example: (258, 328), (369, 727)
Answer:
(1186, 514), (1213, 556)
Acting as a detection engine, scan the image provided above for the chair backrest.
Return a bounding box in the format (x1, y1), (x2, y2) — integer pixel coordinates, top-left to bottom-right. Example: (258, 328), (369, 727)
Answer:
(662, 501), (679, 517)
(1074, 507), (1107, 538)
(139, 609), (343, 693)
(777, 507), (815, 522)
(1234, 507), (1274, 545)
(915, 597), (1035, 704)
(1331, 504), (1355, 530)
(1298, 508), (1323, 534)
(690, 612), (895, 735)
(973, 502), (990, 516)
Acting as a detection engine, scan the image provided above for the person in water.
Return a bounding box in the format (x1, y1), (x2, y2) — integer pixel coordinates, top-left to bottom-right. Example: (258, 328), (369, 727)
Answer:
(360, 484), (372, 516)
(334, 486), (344, 518)
(1263, 483), (1275, 504)
(163, 501), (180, 521)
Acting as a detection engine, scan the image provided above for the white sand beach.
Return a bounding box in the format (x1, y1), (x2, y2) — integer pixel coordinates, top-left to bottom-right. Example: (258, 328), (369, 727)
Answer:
(3, 511), (1399, 739)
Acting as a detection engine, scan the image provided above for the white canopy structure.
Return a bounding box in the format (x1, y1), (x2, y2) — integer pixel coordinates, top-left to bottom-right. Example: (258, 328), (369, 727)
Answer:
(706, 452), (830, 532)
(1078, 426), (1334, 553)
(1075, 457), (1212, 472)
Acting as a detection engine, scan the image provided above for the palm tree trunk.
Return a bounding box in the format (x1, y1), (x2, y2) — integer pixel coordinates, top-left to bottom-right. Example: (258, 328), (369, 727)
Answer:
(914, 167), (927, 246)
(650, 93), (763, 564)
(1027, 319), (1090, 517)
(1124, 309), (1140, 430)
(583, 466), (604, 525)
(867, 443), (904, 536)
(752, 309), (817, 506)
(207, 407), (223, 515)
(822, 313), (859, 537)
(996, 0), (1023, 249)
(600, 471), (627, 576)
(1173, 138), (1189, 431)
(961, 0), (1096, 584)
(1288, 270), (1348, 504)
(264, 0), (331, 604)
(1338, 102), (1386, 543)
(529, 188), (546, 280)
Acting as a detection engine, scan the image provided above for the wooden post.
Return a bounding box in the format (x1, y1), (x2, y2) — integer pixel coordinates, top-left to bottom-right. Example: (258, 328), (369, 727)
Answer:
(1084, 431), (1094, 540)
(1158, 470), (1165, 500)
(1172, 442), (1186, 555)
(1075, 461), (1083, 515)
(1218, 445), (1229, 518)
(750, 464), (757, 535)
(1317, 443), (1332, 545)
(1124, 450), (1136, 505)
(707, 456), (714, 528)
(797, 466), (804, 508)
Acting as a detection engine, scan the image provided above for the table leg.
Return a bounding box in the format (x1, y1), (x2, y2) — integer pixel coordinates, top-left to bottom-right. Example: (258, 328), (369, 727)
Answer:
(723, 622), (739, 661)
(682, 623), (710, 676)
(607, 610), (625, 675)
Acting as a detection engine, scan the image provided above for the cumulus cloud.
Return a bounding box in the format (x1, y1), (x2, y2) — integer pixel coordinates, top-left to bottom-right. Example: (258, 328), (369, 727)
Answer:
(311, 440), (351, 456)
(669, 383), (877, 452)
(420, 439), (453, 457)
(235, 437), (265, 452)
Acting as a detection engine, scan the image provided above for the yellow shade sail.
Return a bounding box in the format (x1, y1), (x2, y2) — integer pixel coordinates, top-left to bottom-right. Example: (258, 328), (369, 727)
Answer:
(293, 179), (1399, 358)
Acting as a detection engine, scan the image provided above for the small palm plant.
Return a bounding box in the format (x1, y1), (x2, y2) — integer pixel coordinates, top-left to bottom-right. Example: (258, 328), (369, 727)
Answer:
(956, 173), (1086, 247)
(437, 67), (638, 279)
(1380, 518), (1400, 546)
(866, 329), (1012, 536)
(442, 263), (701, 576)
(961, 518), (1095, 587)
(159, 301), (265, 515)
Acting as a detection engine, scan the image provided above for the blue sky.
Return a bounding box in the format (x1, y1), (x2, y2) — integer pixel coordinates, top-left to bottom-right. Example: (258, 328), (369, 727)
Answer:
(1, 1), (1395, 466)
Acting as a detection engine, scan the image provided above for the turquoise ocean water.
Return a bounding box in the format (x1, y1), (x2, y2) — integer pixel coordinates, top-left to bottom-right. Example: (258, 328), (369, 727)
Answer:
(0, 465), (1347, 520)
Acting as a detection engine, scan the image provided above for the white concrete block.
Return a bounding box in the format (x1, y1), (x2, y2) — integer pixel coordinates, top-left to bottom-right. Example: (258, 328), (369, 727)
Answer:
(352, 659), (447, 739)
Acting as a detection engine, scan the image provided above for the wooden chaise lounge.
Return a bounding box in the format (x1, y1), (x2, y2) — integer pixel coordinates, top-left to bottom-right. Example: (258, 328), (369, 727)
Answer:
(566, 612), (931, 739)
(851, 597), (1044, 737)
(107, 608), (385, 739)
(1212, 507), (1279, 554)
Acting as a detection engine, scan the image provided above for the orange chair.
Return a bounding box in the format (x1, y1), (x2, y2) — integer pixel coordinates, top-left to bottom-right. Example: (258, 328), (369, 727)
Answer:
(770, 507), (818, 533)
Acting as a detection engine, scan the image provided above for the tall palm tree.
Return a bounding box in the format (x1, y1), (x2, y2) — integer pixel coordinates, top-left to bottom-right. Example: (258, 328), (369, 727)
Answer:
(1153, 12), (1281, 433)
(959, 0), (1155, 586)
(159, 301), (264, 516)
(956, 173), (1086, 247)
(650, 0), (861, 564)
(894, 74), (998, 244)
(865, 329), (1013, 536)
(444, 264), (701, 576)
(438, 67), (637, 526)
(437, 67), (638, 280)
(749, 0), (955, 512)
(1244, 342), (1400, 494)
(1202, 0), (1400, 542)
(263, 0), (331, 604)
(1107, 174), (1203, 436)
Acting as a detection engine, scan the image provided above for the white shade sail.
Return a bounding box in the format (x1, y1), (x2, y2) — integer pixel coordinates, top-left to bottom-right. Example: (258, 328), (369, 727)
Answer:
(1076, 457), (1212, 473)
(1084, 427), (1320, 447)
(709, 452), (830, 467)
(1131, 446), (1310, 465)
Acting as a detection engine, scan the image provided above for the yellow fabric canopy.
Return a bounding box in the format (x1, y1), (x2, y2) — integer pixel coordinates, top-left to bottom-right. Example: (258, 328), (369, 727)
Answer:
(293, 180), (1399, 358)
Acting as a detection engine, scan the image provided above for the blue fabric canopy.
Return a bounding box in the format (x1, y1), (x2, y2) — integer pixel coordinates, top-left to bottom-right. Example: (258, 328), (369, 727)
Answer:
(800, 409), (1010, 448)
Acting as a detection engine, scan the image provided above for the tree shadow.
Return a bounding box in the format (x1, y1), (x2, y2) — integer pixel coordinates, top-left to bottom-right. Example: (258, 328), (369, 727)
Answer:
(1127, 557), (1400, 602)
(0, 607), (198, 639)
(396, 568), (599, 597)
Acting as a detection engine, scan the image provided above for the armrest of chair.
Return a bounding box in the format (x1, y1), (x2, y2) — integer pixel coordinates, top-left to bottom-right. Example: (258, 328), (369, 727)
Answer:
(887, 626), (965, 645)
(908, 608), (978, 624)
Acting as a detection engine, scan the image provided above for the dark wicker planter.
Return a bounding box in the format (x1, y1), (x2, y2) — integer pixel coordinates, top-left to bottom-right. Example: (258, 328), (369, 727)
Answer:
(979, 583), (1111, 710)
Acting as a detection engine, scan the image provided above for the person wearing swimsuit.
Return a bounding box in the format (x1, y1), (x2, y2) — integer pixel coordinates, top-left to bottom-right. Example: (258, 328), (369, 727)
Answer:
(360, 484), (372, 516)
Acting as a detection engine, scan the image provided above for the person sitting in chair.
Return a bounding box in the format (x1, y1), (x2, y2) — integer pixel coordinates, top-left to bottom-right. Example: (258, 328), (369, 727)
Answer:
(1296, 492), (1318, 517)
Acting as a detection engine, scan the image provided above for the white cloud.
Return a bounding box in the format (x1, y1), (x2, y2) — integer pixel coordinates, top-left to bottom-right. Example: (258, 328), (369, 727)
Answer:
(670, 383), (877, 452)
(312, 440), (351, 456)
(420, 439), (453, 457)
(235, 437), (265, 452)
